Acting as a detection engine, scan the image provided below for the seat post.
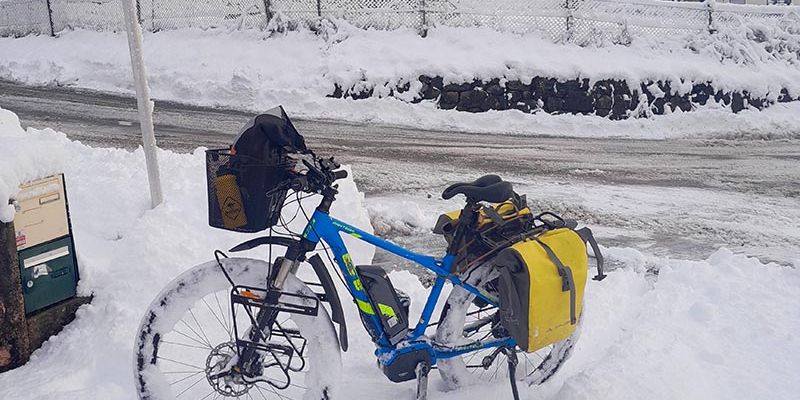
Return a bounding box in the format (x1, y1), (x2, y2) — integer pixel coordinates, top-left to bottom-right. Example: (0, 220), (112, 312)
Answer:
(445, 199), (481, 257)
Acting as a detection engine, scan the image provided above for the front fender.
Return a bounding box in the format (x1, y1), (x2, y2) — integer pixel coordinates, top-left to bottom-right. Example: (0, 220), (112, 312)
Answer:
(229, 236), (298, 253)
(307, 254), (348, 351)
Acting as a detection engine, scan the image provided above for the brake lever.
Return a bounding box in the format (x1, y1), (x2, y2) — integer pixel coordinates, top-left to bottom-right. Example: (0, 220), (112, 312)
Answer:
(302, 159), (325, 177)
(325, 157), (340, 169)
(290, 176), (309, 192)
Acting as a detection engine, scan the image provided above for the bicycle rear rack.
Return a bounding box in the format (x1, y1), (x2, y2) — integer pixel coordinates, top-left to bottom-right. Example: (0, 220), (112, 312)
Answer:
(229, 285), (318, 388)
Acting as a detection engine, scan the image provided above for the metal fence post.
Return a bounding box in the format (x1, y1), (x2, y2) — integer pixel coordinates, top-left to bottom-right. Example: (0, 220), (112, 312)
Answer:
(45, 0), (55, 36)
(317, 0), (322, 17)
(564, 0), (574, 42)
(419, 0), (428, 37)
(262, 0), (273, 24)
(706, 0), (717, 34)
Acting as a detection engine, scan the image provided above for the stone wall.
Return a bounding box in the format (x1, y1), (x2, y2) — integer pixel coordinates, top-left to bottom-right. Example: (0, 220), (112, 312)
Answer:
(329, 76), (795, 119)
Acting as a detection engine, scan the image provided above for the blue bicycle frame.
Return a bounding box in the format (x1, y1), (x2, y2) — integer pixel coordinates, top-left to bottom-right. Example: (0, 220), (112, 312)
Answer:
(299, 208), (516, 365)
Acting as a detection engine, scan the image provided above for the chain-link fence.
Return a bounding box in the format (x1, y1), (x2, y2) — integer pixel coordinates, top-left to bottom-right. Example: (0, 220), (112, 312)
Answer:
(1, 0), (798, 43)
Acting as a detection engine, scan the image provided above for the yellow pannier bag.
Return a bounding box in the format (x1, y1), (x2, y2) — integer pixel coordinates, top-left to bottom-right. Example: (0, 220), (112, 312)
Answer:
(495, 227), (589, 353)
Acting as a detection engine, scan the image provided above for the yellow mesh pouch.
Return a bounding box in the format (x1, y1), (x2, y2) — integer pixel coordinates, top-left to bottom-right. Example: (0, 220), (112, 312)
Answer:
(214, 174), (248, 229)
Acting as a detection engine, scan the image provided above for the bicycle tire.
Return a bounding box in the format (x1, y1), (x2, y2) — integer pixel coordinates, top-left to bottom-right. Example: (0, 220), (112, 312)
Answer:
(434, 265), (581, 389)
(133, 257), (341, 400)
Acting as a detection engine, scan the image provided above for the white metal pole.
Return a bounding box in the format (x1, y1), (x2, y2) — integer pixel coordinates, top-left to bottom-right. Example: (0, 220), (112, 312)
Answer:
(121, 0), (163, 208)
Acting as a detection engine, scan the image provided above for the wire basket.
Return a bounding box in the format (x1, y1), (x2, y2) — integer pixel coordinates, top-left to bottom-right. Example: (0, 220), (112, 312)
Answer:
(206, 149), (290, 233)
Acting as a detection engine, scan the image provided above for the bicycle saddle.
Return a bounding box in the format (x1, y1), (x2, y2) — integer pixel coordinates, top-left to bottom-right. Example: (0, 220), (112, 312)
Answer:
(441, 174), (514, 203)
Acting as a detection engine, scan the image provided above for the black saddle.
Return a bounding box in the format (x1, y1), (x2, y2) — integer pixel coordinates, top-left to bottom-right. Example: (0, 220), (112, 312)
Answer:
(441, 174), (514, 203)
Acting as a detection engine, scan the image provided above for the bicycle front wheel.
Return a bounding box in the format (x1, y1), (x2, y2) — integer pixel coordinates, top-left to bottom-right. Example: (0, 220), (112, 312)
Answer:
(134, 258), (341, 400)
(434, 265), (581, 389)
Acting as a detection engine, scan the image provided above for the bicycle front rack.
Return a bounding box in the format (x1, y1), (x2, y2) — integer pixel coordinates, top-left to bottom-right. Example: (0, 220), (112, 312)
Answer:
(229, 285), (319, 388)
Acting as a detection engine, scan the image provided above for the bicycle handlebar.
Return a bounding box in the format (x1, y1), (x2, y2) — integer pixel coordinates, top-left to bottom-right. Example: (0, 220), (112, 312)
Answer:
(333, 169), (348, 181)
(289, 155), (347, 193)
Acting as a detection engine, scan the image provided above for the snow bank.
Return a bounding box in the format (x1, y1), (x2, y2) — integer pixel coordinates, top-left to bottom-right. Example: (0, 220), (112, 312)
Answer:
(1, 26), (800, 139)
(0, 107), (65, 222)
(555, 247), (800, 400)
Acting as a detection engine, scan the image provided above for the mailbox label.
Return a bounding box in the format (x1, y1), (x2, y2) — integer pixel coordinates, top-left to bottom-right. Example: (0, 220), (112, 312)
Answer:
(16, 231), (26, 248)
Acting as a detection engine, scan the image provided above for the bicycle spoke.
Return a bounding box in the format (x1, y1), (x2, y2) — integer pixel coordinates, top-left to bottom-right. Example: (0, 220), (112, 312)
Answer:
(522, 353), (536, 375)
(169, 370), (205, 385)
(490, 357), (502, 380)
(198, 390), (218, 400)
(160, 339), (212, 351)
(202, 297), (232, 339)
(213, 292), (232, 334)
(156, 355), (204, 371)
(188, 308), (214, 346)
(286, 381), (307, 390)
(463, 349), (481, 368)
(164, 370), (205, 375)
(253, 384), (271, 400)
(175, 374), (208, 398)
(259, 383), (296, 400)
(176, 320), (213, 348)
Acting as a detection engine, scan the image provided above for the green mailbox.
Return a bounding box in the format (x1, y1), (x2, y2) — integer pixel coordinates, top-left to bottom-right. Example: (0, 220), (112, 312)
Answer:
(14, 174), (80, 314)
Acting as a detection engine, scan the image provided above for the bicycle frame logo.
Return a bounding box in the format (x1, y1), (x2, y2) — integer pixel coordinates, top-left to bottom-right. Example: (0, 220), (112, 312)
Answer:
(301, 208), (514, 360)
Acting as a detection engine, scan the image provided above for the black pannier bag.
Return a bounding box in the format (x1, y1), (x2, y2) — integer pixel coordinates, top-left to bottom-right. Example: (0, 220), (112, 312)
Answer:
(206, 106), (308, 233)
(432, 195), (534, 273)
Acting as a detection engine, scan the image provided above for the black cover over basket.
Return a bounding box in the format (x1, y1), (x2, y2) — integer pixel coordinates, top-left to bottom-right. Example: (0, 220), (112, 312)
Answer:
(206, 106), (308, 233)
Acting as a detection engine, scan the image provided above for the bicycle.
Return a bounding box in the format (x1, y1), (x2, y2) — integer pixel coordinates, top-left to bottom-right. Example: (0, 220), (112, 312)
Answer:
(133, 124), (585, 400)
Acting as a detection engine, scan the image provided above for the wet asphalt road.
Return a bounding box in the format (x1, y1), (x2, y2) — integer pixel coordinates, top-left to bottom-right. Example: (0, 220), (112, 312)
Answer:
(2, 80), (798, 198)
(2, 80), (799, 266)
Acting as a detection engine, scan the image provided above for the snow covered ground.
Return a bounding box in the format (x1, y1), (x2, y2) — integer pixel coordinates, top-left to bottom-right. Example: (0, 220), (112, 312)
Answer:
(1, 106), (799, 400)
(2, 26), (800, 139)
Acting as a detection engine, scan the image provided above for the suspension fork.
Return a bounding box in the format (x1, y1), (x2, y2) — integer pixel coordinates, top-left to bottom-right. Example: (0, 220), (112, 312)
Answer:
(237, 241), (311, 375)
(237, 188), (335, 374)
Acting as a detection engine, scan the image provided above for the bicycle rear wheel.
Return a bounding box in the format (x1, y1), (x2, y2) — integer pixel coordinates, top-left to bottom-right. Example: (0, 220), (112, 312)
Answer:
(134, 258), (341, 400)
(435, 265), (581, 389)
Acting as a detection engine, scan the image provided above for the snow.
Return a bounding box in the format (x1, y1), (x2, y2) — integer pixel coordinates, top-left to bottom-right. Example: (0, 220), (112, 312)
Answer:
(1, 26), (800, 139)
(0, 105), (372, 398)
(557, 247), (800, 400)
(0, 107), (65, 222)
(1, 106), (798, 399)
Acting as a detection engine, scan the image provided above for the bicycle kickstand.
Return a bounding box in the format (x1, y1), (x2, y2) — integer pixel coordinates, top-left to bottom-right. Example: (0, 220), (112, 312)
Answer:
(502, 347), (521, 400)
(415, 361), (430, 400)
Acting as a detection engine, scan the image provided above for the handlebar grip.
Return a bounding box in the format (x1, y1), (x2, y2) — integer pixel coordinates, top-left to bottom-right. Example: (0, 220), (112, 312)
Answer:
(333, 170), (348, 181)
